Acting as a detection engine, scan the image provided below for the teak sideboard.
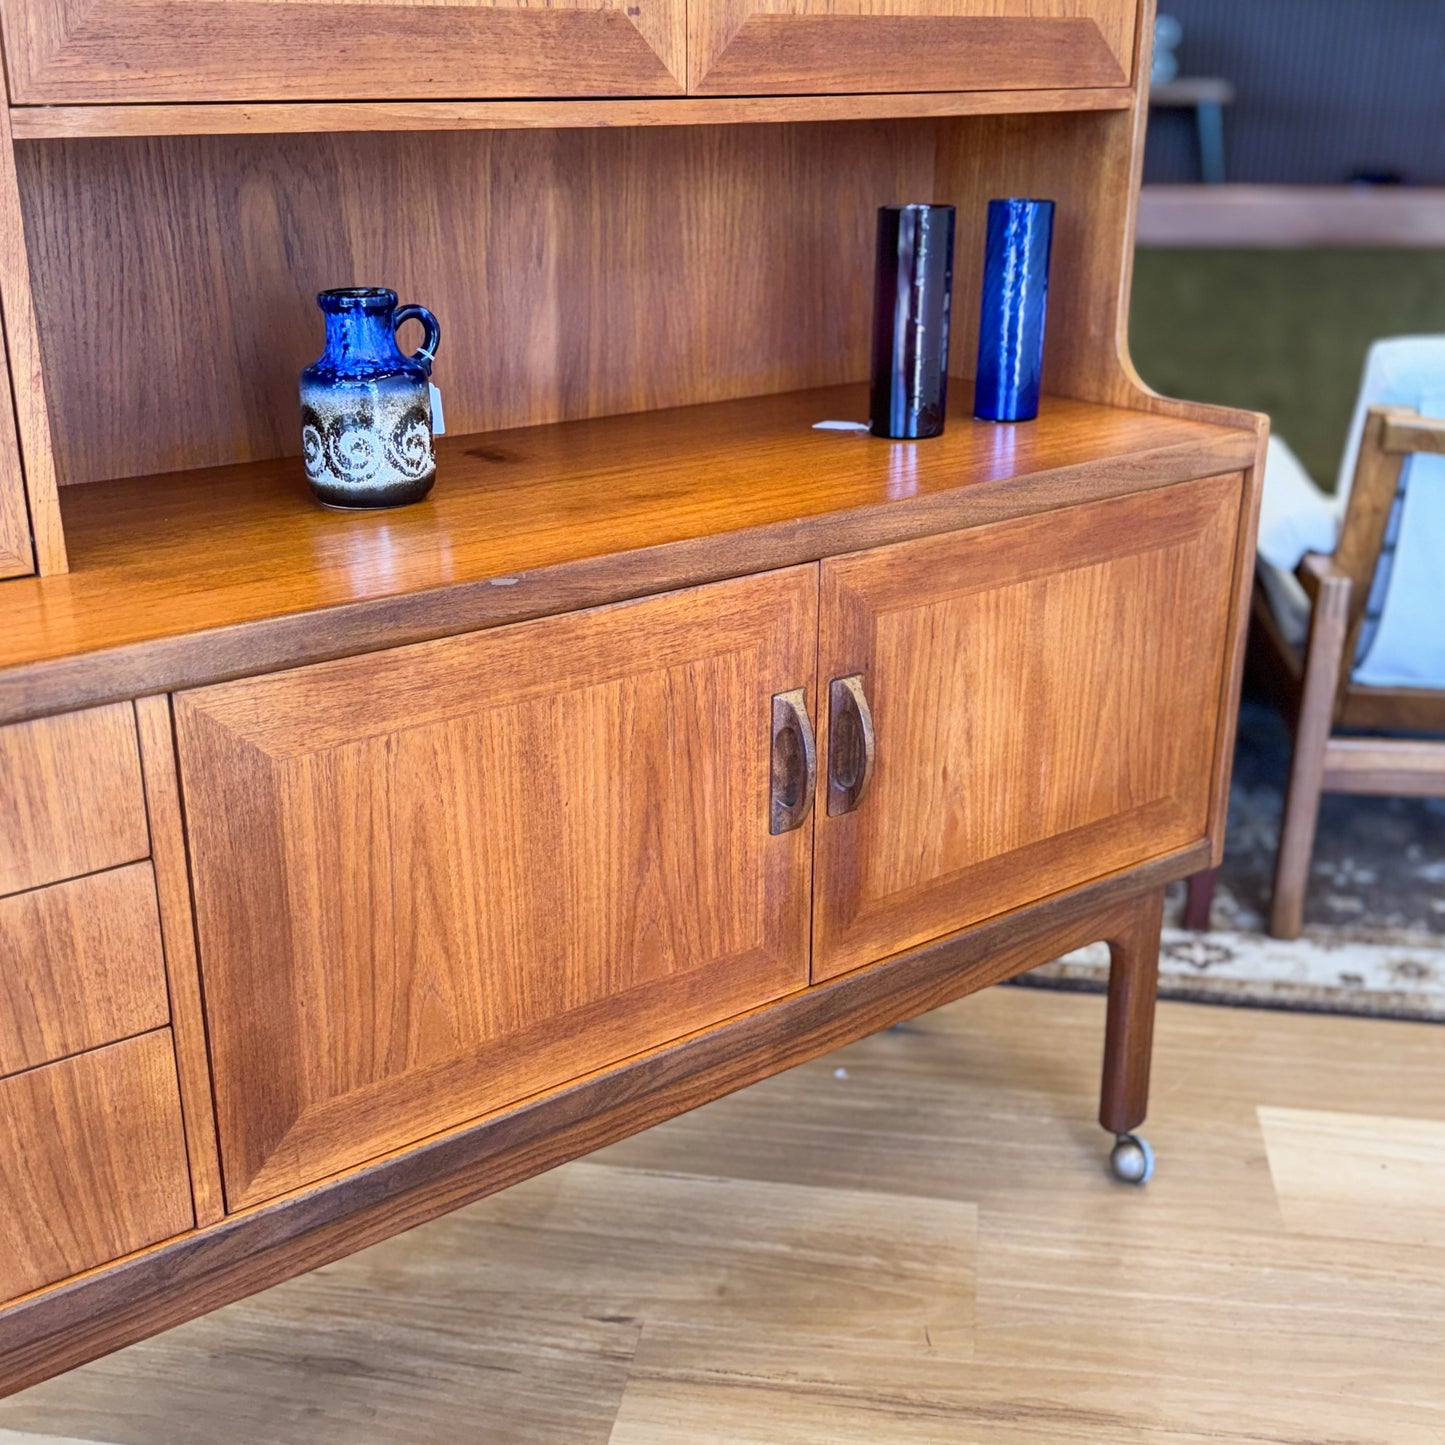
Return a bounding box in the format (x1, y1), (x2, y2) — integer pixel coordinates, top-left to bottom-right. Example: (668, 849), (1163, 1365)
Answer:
(0, 0), (1264, 1396)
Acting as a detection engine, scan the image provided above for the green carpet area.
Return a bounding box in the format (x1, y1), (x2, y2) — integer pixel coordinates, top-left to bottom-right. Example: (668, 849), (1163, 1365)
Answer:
(1128, 249), (1445, 489)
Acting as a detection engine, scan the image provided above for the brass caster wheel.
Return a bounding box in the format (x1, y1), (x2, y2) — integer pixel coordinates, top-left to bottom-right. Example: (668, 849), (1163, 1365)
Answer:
(1109, 1133), (1155, 1185)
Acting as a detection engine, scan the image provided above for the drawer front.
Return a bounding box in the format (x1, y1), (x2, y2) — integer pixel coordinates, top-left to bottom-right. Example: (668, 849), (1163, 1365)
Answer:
(0, 1031), (194, 1303)
(813, 474), (1242, 981)
(0, 864), (170, 1076)
(0, 704), (149, 897)
(1, 0), (687, 103)
(175, 568), (817, 1209)
(689, 0), (1136, 95)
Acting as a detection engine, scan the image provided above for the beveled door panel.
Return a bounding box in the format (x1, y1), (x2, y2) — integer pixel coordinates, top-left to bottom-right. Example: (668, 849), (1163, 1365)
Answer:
(175, 568), (816, 1209)
(688, 0), (1135, 95)
(2, 0), (687, 103)
(813, 474), (1242, 982)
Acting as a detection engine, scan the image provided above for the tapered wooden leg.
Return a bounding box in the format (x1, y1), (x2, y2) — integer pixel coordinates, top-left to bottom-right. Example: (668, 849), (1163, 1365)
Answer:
(1100, 888), (1166, 1137)
(1271, 572), (1351, 941)
(1182, 866), (1218, 931)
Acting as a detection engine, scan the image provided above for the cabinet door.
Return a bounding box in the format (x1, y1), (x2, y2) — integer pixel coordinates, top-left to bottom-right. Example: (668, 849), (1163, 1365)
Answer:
(813, 474), (1241, 982)
(175, 569), (816, 1209)
(2, 0), (686, 103)
(688, 0), (1135, 94)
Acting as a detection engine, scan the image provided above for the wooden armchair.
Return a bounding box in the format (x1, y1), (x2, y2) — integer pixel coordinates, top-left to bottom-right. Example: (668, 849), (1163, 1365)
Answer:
(1187, 405), (1445, 939)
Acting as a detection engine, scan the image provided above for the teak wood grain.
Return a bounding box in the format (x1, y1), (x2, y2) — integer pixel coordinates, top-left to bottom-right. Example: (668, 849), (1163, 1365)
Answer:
(0, 859), (1197, 1397)
(0, 290), (31, 577)
(134, 695), (225, 1228)
(0, 863), (168, 1077)
(7, 89), (1133, 141)
(812, 474), (1241, 980)
(0, 0), (687, 103)
(0, 99), (61, 573)
(0, 1029), (193, 1305)
(689, 0), (1134, 95)
(174, 567), (817, 1208)
(0, 389), (1255, 727)
(16, 124), (935, 488)
(0, 703), (148, 896)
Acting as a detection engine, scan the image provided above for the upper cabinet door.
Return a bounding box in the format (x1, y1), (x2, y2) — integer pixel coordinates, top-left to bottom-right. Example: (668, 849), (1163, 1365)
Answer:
(175, 569), (816, 1210)
(689, 0), (1135, 94)
(812, 475), (1242, 983)
(1, 0), (687, 103)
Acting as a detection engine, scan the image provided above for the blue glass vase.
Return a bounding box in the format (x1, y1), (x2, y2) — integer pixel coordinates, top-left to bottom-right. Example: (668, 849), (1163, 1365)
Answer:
(300, 287), (442, 509)
(869, 204), (956, 439)
(973, 198), (1054, 424)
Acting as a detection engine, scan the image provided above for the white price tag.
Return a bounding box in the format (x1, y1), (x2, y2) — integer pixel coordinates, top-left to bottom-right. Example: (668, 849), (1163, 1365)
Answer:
(429, 383), (446, 436)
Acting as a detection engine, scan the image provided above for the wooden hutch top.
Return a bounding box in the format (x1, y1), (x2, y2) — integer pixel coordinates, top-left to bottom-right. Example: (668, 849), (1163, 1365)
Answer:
(0, 0), (1259, 721)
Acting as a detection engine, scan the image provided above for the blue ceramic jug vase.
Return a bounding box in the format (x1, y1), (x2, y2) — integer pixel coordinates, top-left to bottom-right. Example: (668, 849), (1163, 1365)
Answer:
(300, 287), (442, 509)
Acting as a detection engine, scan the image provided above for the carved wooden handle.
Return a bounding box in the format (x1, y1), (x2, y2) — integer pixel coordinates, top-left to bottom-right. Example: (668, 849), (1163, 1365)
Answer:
(827, 674), (875, 817)
(769, 688), (817, 835)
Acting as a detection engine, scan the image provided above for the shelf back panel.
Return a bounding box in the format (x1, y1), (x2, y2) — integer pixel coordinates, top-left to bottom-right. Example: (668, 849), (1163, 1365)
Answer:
(18, 123), (937, 487)
(16, 107), (1142, 489)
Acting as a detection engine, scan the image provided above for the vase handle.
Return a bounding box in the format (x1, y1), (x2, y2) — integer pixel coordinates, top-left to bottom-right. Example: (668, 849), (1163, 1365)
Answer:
(394, 304), (441, 375)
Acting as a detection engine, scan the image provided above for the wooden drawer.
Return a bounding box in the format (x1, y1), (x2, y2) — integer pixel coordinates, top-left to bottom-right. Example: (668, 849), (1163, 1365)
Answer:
(0, 864), (170, 1077)
(0, 0), (688, 103)
(689, 0), (1136, 95)
(0, 1031), (194, 1303)
(0, 704), (149, 897)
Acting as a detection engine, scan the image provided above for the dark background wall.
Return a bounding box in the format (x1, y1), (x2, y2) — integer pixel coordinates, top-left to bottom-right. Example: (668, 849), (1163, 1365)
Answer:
(1145, 0), (1445, 185)
(1130, 250), (1445, 486)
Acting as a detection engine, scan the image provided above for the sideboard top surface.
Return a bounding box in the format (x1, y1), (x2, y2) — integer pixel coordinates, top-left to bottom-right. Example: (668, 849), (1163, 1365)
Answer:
(0, 384), (1255, 725)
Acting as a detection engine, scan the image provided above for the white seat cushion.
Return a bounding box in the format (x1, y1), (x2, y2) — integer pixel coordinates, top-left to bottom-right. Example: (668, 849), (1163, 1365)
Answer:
(1256, 558), (1311, 652)
(1353, 381), (1445, 689)
(1256, 434), (1338, 572)
(1255, 338), (1445, 693)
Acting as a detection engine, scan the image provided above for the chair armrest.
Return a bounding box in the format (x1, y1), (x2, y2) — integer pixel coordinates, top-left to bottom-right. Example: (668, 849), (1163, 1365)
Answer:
(1295, 550), (1349, 604)
(1381, 412), (1445, 456)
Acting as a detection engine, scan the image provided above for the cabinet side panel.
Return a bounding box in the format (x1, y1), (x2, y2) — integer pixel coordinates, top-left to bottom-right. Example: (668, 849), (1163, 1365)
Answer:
(0, 310), (31, 576)
(0, 100), (62, 571)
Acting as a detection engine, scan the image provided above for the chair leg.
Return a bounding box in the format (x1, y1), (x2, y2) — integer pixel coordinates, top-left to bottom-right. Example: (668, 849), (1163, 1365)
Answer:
(1182, 867), (1218, 931)
(1271, 573), (1351, 940)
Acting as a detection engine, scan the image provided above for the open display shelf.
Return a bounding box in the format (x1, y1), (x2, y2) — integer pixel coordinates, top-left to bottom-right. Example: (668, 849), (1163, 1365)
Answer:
(6, 89), (1134, 140)
(0, 386), (1255, 721)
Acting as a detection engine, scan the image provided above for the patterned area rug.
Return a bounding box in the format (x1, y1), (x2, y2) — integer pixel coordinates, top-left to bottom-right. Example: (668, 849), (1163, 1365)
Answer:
(1021, 700), (1445, 1021)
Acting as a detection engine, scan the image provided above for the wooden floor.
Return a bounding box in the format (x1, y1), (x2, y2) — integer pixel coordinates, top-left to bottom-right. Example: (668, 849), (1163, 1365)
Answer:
(2, 985), (1444, 1443)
